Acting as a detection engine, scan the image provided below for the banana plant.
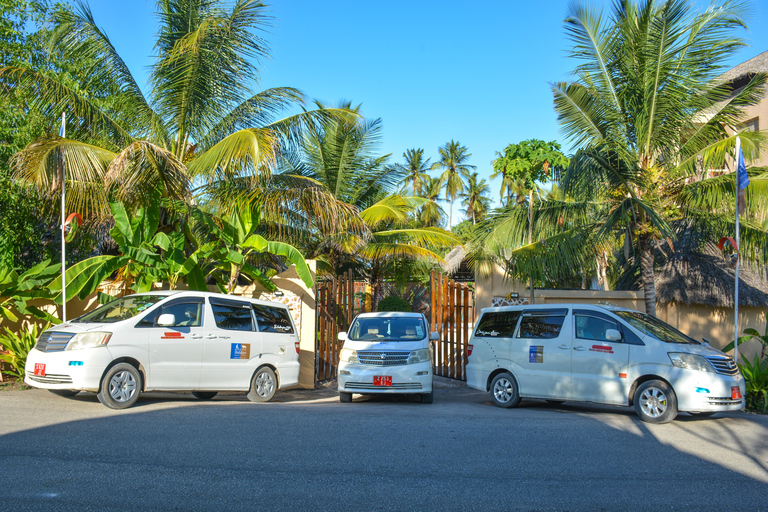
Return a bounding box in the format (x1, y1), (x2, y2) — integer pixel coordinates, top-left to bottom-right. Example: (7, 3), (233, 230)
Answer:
(190, 203), (313, 293)
(0, 260), (62, 325)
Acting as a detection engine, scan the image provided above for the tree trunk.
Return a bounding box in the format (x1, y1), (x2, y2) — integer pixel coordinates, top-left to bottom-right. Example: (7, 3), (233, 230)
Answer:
(639, 237), (656, 317)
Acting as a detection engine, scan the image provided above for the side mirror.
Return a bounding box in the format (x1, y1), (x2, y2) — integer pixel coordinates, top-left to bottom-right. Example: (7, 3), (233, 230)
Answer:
(430, 332), (440, 341)
(605, 328), (622, 342)
(157, 313), (175, 327)
(338, 332), (348, 341)
(702, 337), (711, 346)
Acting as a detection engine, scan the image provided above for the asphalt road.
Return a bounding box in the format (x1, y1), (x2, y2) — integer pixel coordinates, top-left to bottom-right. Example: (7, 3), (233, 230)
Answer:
(1, 380), (767, 511)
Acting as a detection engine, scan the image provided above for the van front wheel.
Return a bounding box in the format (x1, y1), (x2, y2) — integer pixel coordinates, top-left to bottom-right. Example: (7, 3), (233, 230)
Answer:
(97, 363), (141, 409)
(634, 380), (677, 424)
(490, 372), (520, 408)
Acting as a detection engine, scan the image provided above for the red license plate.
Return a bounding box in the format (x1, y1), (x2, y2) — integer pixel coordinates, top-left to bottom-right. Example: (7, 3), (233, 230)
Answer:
(732, 386), (742, 399)
(373, 376), (392, 386)
(34, 363), (46, 377)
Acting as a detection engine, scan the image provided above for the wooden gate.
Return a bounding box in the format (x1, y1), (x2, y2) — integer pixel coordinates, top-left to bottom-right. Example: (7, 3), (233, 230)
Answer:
(430, 271), (474, 381)
(315, 269), (355, 382)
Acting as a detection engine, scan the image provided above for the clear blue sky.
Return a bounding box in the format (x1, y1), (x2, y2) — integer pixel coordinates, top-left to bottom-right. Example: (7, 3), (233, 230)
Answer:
(85, 0), (768, 224)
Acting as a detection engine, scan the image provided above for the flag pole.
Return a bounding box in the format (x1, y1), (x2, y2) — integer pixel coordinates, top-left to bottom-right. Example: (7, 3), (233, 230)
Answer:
(60, 112), (67, 323)
(734, 136), (741, 364)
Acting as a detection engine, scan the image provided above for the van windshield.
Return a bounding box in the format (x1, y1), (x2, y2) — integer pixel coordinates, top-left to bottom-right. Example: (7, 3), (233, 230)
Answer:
(75, 295), (168, 324)
(348, 316), (426, 341)
(614, 311), (699, 344)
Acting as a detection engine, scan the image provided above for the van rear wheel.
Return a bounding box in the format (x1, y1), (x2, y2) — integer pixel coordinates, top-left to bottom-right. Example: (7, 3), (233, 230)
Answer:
(247, 367), (277, 402)
(634, 380), (677, 424)
(490, 372), (520, 408)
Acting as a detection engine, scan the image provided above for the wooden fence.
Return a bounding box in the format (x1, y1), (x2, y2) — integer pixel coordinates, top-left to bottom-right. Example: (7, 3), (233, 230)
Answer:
(430, 271), (474, 381)
(315, 270), (356, 382)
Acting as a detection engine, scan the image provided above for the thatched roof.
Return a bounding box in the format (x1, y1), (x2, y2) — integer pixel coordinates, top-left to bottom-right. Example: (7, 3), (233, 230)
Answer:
(655, 242), (768, 307)
(442, 246), (468, 274)
(718, 50), (768, 83)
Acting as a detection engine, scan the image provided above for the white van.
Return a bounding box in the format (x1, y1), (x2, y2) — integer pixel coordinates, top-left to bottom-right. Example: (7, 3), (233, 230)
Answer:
(25, 291), (300, 409)
(466, 304), (745, 423)
(337, 312), (439, 403)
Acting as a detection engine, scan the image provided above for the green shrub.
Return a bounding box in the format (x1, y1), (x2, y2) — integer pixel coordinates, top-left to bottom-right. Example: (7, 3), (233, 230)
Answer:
(738, 355), (768, 414)
(0, 322), (47, 380)
(378, 296), (411, 312)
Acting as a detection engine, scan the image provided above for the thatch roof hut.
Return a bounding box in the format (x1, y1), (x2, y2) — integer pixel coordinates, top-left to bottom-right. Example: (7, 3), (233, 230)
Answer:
(655, 242), (768, 308)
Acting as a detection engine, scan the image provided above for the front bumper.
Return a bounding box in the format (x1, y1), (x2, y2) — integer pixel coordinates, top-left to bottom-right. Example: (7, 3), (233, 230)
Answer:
(338, 361), (433, 394)
(671, 368), (746, 412)
(24, 347), (113, 392)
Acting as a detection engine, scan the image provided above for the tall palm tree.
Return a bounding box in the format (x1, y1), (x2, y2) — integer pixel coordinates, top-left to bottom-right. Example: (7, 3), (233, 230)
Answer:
(459, 172), (491, 224)
(475, 0), (768, 316)
(396, 148), (432, 195)
(3, 0), (350, 226)
(435, 140), (475, 228)
(418, 175), (448, 227)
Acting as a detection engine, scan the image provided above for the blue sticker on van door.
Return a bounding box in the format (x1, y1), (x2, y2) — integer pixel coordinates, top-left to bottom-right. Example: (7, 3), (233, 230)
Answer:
(230, 343), (250, 360)
(529, 345), (543, 363)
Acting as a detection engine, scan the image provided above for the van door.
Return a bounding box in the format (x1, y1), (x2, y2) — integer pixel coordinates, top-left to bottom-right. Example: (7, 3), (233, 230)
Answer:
(252, 303), (300, 387)
(513, 309), (571, 399)
(200, 297), (261, 390)
(570, 310), (630, 404)
(143, 297), (205, 389)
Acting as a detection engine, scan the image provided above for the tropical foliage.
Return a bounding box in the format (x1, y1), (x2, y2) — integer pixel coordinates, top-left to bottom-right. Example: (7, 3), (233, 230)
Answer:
(473, 0), (768, 314)
(0, 321), (47, 379)
(435, 140), (475, 228)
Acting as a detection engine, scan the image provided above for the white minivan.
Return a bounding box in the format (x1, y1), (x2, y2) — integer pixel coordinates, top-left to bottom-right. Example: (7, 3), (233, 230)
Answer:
(337, 312), (438, 403)
(466, 304), (745, 423)
(25, 291), (300, 409)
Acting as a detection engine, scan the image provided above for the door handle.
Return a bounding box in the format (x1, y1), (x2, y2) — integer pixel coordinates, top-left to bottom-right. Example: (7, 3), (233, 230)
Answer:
(558, 345), (570, 350)
(191, 335), (203, 339)
(205, 334), (218, 339)
(574, 346), (587, 351)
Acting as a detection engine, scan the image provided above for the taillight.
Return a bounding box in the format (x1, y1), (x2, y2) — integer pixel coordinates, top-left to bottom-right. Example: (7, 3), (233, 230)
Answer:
(295, 341), (300, 354)
(467, 344), (473, 356)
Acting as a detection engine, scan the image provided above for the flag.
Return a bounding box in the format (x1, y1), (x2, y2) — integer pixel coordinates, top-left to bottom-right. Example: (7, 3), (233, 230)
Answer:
(59, 112), (66, 138)
(737, 145), (749, 215)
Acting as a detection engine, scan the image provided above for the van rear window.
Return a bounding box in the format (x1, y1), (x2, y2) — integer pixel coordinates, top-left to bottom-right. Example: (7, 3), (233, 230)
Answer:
(474, 312), (522, 337)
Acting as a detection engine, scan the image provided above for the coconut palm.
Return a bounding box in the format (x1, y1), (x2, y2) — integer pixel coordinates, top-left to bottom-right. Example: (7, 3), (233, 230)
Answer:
(3, 0), (350, 226)
(396, 148), (432, 195)
(459, 172), (492, 224)
(435, 140), (475, 228)
(476, 0), (768, 316)
(418, 175), (448, 227)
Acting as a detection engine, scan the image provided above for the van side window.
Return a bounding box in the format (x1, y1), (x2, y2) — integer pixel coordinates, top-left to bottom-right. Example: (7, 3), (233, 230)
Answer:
(210, 299), (254, 331)
(252, 304), (294, 334)
(517, 310), (567, 339)
(575, 315), (618, 342)
(474, 311), (522, 337)
(136, 298), (204, 327)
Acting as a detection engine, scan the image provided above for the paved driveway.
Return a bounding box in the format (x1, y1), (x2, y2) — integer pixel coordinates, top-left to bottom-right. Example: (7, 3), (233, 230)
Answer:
(1, 380), (767, 511)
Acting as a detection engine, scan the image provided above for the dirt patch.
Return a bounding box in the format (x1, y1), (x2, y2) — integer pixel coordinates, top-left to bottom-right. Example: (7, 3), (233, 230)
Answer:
(0, 378), (30, 391)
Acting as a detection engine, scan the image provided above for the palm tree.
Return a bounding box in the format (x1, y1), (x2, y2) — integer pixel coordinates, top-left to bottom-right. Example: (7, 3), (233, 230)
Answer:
(3, 0), (350, 225)
(396, 148), (432, 195)
(459, 172), (491, 224)
(475, 0), (768, 316)
(418, 175), (448, 227)
(435, 140), (475, 228)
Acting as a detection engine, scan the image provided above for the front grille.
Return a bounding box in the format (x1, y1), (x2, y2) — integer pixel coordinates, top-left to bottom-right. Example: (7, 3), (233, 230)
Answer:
(707, 396), (743, 406)
(28, 373), (73, 384)
(35, 332), (75, 353)
(357, 351), (410, 366)
(345, 382), (422, 391)
(705, 356), (739, 376)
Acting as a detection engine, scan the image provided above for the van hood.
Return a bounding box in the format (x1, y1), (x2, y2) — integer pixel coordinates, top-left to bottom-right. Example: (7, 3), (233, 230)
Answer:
(45, 322), (117, 334)
(656, 339), (731, 358)
(342, 340), (427, 352)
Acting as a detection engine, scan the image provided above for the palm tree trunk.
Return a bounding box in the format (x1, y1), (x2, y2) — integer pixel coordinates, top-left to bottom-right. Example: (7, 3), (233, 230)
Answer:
(640, 237), (656, 317)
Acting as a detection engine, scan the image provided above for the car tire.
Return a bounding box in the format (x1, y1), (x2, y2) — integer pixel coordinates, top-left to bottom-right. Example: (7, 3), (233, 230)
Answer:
(49, 389), (79, 398)
(634, 380), (677, 424)
(247, 367), (277, 402)
(97, 363), (141, 409)
(490, 372), (521, 408)
(420, 391), (434, 404)
(339, 392), (352, 403)
(192, 391), (218, 400)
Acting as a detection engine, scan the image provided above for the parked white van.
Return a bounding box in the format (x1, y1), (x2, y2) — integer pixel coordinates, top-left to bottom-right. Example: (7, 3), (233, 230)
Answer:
(466, 304), (745, 423)
(337, 312), (438, 403)
(25, 291), (300, 409)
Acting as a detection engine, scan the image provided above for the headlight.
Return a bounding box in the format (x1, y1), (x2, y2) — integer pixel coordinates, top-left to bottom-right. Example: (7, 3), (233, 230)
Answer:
(65, 332), (112, 351)
(668, 353), (715, 373)
(339, 348), (358, 363)
(408, 348), (431, 365)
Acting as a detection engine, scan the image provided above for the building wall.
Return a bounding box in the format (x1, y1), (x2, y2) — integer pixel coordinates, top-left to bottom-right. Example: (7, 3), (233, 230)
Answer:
(475, 263), (766, 362)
